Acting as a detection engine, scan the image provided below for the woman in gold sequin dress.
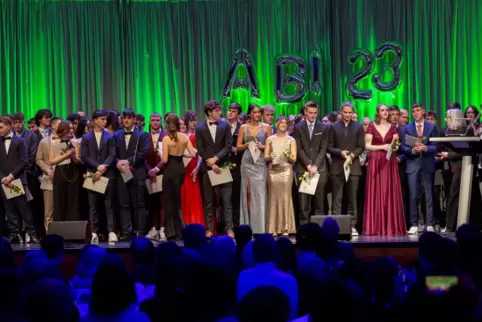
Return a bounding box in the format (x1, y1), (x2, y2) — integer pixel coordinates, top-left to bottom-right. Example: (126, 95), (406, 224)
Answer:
(265, 116), (297, 235)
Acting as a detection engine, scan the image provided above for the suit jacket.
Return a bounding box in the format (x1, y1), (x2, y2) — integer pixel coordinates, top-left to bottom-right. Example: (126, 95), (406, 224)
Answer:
(16, 130), (38, 174)
(195, 120), (233, 173)
(437, 126), (475, 169)
(146, 130), (168, 174)
(230, 122), (243, 172)
(400, 121), (438, 173)
(80, 130), (117, 178)
(113, 128), (149, 179)
(34, 128), (51, 147)
(327, 120), (365, 176)
(36, 136), (54, 175)
(293, 120), (329, 174)
(0, 135), (29, 185)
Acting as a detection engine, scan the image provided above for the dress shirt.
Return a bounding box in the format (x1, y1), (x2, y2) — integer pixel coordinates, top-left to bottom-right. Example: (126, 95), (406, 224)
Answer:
(39, 127), (51, 138)
(237, 262), (298, 320)
(94, 131), (103, 148)
(4, 131), (13, 154)
(124, 128), (134, 147)
(207, 120), (217, 142)
(230, 122), (237, 135)
(151, 132), (160, 147)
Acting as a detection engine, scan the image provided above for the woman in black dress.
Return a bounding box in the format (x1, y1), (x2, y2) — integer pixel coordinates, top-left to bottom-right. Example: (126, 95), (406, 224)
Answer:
(161, 114), (196, 240)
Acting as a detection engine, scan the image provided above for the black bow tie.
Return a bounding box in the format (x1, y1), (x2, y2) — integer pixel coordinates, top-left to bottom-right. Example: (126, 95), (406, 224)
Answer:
(4, 136), (11, 141)
(124, 131), (133, 136)
(209, 121), (218, 126)
(61, 139), (69, 143)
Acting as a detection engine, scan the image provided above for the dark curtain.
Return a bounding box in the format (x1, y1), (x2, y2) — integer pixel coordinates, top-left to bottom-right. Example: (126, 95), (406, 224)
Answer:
(1, 0), (482, 123)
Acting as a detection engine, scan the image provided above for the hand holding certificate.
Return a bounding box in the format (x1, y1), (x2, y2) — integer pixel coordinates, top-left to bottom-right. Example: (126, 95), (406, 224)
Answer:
(120, 164), (133, 183)
(83, 173), (109, 194)
(1, 179), (25, 200)
(146, 175), (163, 194)
(298, 172), (320, 195)
(208, 166), (233, 186)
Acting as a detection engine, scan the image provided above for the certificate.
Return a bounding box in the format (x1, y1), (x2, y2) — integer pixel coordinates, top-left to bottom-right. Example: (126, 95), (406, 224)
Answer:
(248, 141), (261, 163)
(405, 134), (420, 148)
(1, 179), (25, 200)
(386, 145), (394, 161)
(298, 172), (320, 195)
(146, 175), (163, 194)
(83, 175), (109, 194)
(121, 165), (133, 183)
(51, 142), (71, 165)
(208, 167), (233, 186)
(39, 175), (53, 191)
(343, 158), (351, 182)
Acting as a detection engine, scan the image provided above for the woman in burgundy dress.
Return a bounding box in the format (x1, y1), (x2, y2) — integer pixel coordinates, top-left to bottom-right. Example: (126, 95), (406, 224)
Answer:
(363, 104), (406, 236)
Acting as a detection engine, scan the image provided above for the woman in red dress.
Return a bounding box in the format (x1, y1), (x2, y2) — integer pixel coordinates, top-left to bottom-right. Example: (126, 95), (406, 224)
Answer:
(363, 104), (406, 236)
(180, 111), (205, 226)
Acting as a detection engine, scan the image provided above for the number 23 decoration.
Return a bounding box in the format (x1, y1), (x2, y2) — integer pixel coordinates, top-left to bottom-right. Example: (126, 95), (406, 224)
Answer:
(347, 43), (403, 100)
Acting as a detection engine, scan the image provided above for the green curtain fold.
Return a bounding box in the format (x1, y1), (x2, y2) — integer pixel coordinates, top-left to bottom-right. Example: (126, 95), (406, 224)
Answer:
(2, 0), (482, 123)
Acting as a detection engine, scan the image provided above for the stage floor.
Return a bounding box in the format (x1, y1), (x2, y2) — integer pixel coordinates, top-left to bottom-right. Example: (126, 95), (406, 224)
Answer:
(10, 235), (424, 253)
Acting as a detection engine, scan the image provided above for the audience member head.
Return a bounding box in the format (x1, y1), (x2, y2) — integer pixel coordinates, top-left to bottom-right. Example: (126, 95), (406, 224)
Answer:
(74, 116), (90, 139)
(130, 237), (154, 266)
(399, 109), (409, 125)
(328, 111), (339, 123)
(362, 117), (372, 133)
(389, 105), (401, 124)
(28, 117), (38, 131)
(19, 257), (61, 292)
(303, 101), (318, 124)
(184, 110), (197, 133)
(411, 103), (425, 122)
(449, 102), (461, 110)
(247, 103), (262, 123)
(241, 240), (255, 269)
(296, 223), (322, 252)
(237, 286), (290, 322)
(204, 100), (222, 120)
(228, 102), (242, 122)
(369, 257), (401, 305)
(75, 245), (107, 279)
(165, 113), (180, 142)
(154, 242), (183, 297)
(182, 224), (207, 250)
(121, 108), (136, 130)
(106, 109), (121, 133)
(276, 237), (297, 274)
(0, 116), (12, 136)
(0, 267), (19, 313)
(261, 105), (275, 124)
(374, 104), (390, 124)
(41, 234), (64, 266)
(55, 120), (74, 140)
(252, 234), (278, 264)
(419, 232), (459, 275)
(465, 105), (479, 120)
(0, 237), (14, 269)
(425, 110), (437, 124)
(27, 278), (77, 322)
(235, 225), (253, 253)
(90, 253), (136, 316)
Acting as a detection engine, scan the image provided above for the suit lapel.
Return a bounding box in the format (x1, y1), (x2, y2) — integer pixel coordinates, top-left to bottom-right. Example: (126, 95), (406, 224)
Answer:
(119, 130), (127, 155)
(0, 138), (7, 158)
(127, 129), (137, 155)
(98, 130), (107, 152)
(422, 121), (430, 139)
(300, 120), (310, 142)
(214, 123), (222, 145)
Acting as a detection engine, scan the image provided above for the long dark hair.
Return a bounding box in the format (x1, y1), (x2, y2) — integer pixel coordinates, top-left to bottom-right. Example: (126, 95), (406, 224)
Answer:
(247, 103), (260, 116)
(165, 114), (180, 142)
(74, 117), (90, 139)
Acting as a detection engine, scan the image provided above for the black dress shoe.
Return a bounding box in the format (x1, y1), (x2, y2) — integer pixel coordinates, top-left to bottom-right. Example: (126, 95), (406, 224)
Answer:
(8, 235), (21, 244)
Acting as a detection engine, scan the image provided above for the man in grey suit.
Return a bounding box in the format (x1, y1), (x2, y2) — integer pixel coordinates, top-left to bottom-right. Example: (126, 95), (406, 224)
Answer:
(293, 101), (330, 226)
(0, 116), (39, 244)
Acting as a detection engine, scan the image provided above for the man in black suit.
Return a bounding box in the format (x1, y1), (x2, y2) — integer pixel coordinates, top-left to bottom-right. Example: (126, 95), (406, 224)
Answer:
(227, 102), (243, 228)
(10, 112), (44, 235)
(81, 110), (117, 243)
(0, 116), (39, 244)
(196, 100), (234, 238)
(33, 109), (53, 146)
(293, 101), (330, 226)
(114, 109), (149, 240)
(328, 102), (365, 235)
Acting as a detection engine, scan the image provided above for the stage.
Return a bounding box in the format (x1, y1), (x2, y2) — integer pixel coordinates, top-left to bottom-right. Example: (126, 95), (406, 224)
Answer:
(11, 235), (424, 278)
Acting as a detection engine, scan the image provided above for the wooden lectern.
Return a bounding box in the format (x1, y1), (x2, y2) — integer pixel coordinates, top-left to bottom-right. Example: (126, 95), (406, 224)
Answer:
(430, 136), (481, 228)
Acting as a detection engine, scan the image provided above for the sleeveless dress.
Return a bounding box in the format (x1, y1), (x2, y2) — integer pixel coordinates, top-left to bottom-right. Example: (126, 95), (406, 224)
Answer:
(239, 126), (268, 234)
(363, 123), (406, 236)
(180, 134), (205, 226)
(162, 153), (186, 240)
(266, 136), (296, 234)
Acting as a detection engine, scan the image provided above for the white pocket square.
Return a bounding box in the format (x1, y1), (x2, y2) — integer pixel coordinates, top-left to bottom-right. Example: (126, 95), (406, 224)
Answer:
(314, 132), (323, 136)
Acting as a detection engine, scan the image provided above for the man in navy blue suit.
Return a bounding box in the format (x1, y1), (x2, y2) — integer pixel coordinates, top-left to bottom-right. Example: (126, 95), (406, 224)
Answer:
(113, 109), (149, 240)
(0, 116), (39, 244)
(81, 110), (117, 243)
(400, 103), (438, 234)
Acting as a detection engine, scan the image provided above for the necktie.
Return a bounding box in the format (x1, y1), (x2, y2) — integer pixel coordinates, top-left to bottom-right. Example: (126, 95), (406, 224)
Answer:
(124, 131), (133, 136)
(417, 124), (423, 138)
(209, 121), (218, 126)
(308, 124), (313, 138)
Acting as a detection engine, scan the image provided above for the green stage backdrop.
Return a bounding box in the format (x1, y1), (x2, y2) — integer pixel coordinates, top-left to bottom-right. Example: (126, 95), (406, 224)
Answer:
(1, 0), (482, 123)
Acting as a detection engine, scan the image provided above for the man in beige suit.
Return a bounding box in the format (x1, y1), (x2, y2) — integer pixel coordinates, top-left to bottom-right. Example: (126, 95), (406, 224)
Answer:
(36, 117), (61, 232)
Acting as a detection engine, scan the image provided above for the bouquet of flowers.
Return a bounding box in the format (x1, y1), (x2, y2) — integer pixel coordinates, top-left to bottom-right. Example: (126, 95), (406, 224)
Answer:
(83, 173), (95, 179)
(7, 183), (22, 194)
(391, 138), (400, 149)
(153, 140), (159, 154)
(282, 148), (292, 159)
(298, 172), (312, 184)
(344, 152), (356, 170)
(221, 161), (236, 170)
(246, 136), (258, 144)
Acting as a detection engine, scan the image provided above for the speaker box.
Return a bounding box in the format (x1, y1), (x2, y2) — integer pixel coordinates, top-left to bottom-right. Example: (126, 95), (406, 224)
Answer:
(311, 215), (352, 241)
(47, 221), (89, 242)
